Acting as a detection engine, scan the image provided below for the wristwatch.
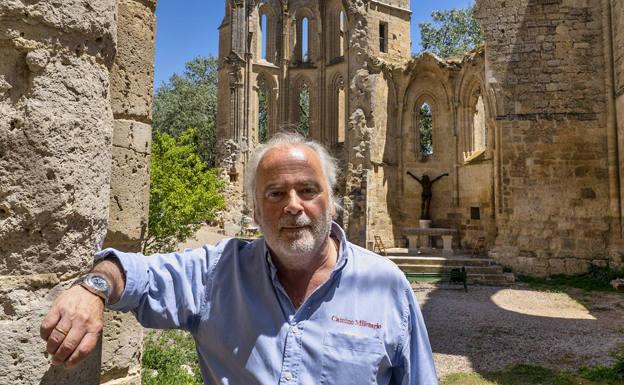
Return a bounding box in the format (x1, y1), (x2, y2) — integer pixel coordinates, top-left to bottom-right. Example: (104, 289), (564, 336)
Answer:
(73, 273), (112, 305)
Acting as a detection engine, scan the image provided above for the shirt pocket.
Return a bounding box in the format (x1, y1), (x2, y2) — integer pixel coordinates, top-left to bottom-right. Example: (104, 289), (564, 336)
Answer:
(319, 331), (386, 385)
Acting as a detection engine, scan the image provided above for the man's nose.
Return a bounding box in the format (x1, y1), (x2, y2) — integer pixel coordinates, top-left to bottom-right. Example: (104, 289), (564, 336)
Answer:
(284, 190), (303, 215)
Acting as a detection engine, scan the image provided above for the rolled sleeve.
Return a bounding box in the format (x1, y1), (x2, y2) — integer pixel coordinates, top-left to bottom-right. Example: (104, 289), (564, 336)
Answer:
(95, 248), (151, 312)
(94, 242), (225, 330)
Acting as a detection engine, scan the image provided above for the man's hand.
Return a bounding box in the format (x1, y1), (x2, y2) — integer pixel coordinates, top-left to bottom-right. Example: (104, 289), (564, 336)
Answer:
(40, 285), (105, 369)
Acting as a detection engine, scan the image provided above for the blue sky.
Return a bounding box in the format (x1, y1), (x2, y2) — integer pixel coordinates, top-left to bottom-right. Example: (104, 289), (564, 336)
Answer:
(154, 0), (474, 88)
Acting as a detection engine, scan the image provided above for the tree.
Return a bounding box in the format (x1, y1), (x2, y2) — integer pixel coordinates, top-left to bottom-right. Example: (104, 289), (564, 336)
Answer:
(419, 103), (433, 157)
(297, 85), (310, 137)
(418, 4), (483, 59)
(153, 56), (219, 167)
(145, 128), (225, 253)
(258, 85), (268, 144)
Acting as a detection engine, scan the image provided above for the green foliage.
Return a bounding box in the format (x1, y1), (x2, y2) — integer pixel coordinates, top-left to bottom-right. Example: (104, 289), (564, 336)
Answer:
(297, 85), (310, 137)
(418, 4), (483, 59)
(442, 363), (621, 385)
(258, 87), (268, 144)
(579, 349), (624, 384)
(153, 56), (219, 167)
(419, 103), (433, 157)
(518, 265), (624, 292)
(142, 330), (203, 385)
(145, 129), (225, 253)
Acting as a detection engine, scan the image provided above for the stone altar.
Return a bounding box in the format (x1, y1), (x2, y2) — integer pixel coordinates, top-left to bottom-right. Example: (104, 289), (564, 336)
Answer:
(404, 227), (458, 255)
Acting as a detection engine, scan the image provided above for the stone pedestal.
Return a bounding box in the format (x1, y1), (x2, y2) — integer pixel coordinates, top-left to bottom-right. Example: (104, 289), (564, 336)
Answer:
(442, 235), (454, 255)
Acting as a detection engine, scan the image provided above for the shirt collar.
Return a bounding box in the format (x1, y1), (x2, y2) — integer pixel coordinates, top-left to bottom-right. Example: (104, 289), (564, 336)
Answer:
(264, 221), (349, 278)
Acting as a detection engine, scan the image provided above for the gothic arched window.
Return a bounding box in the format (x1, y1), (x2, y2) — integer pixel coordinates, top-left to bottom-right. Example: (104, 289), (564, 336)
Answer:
(419, 102), (433, 157)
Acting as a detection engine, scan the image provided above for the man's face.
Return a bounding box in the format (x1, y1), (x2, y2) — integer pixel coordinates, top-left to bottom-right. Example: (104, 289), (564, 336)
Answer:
(254, 145), (335, 261)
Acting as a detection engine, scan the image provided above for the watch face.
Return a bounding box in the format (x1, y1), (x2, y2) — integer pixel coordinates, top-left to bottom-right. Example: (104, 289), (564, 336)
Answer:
(88, 275), (110, 291)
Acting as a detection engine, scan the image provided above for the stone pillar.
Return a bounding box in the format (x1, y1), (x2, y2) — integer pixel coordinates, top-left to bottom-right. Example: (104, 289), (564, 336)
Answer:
(101, 0), (157, 384)
(342, 0), (376, 247)
(0, 1), (117, 384)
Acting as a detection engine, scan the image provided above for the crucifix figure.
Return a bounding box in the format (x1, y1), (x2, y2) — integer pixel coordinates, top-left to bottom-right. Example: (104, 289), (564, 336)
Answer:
(407, 171), (449, 220)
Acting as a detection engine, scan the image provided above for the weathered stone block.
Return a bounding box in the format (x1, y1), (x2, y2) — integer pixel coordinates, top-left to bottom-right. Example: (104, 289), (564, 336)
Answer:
(565, 258), (590, 275)
(105, 145), (151, 248)
(101, 311), (143, 383)
(111, 0), (157, 120)
(0, 283), (102, 384)
(112, 119), (152, 155)
(0, 52), (113, 276)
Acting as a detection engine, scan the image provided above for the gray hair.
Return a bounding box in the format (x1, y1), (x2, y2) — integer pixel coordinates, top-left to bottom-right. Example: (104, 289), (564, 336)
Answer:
(246, 132), (339, 212)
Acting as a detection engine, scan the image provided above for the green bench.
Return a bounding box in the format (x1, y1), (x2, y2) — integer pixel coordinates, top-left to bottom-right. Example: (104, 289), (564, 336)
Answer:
(405, 267), (468, 292)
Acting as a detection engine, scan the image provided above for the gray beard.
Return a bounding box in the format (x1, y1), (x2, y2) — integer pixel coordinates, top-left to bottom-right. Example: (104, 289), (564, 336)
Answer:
(261, 212), (333, 265)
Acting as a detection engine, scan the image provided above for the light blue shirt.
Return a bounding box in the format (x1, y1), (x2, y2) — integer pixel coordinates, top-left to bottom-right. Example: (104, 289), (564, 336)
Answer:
(96, 223), (438, 385)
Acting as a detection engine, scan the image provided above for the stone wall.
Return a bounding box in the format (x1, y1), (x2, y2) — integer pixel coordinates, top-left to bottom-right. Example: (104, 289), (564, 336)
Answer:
(101, 0), (157, 383)
(476, 0), (615, 275)
(0, 0), (156, 383)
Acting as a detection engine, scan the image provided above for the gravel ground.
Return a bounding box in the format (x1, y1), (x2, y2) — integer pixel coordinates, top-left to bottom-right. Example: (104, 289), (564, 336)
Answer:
(413, 283), (624, 378)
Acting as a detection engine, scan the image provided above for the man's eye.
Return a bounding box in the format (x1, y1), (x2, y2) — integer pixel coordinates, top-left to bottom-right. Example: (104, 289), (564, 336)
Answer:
(267, 191), (284, 200)
(300, 188), (319, 197)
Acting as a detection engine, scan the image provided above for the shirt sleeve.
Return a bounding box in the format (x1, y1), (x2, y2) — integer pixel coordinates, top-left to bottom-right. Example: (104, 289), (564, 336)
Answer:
(94, 241), (226, 331)
(391, 285), (439, 385)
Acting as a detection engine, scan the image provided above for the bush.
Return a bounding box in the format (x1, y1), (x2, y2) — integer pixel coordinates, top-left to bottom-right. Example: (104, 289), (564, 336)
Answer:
(142, 330), (203, 385)
(145, 128), (225, 253)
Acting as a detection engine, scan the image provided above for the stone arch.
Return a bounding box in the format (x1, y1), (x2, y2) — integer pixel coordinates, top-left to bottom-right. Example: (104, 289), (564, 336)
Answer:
(412, 93), (439, 160)
(327, 71), (347, 147)
(324, 0), (347, 62)
(257, 2), (279, 63)
(290, 75), (316, 138)
(456, 64), (496, 162)
(290, 7), (319, 65)
(402, 68), (453, 164)
(255, 71), (278, 143)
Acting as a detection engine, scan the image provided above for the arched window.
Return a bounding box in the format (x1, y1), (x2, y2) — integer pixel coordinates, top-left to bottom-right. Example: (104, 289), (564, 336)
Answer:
(297, 83), (310, 137)
(419, 103), (433, 157)
(302, 17), (309, 63)
(260, 13), (268, 60)
(337, 83), (346, 143)
(258, 4), (278, 63)
(472, 94), (486, 152)
(327, 75), (346, 146)
(257, 79), (269, 143)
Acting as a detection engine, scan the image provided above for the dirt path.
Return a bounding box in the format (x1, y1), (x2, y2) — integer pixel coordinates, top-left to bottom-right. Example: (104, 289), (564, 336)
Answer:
(414, 284), (624, 378)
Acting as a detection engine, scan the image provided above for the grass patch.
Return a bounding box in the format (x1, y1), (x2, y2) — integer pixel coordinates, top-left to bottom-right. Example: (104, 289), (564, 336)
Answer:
(579, 350), (624, 385)
(142, 330), (203, 385)
(441, 363), (623, 385)
(518, 265), (624, 292)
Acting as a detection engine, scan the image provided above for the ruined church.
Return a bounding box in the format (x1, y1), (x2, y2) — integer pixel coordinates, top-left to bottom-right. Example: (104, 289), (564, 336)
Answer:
(1, 0), (624, 384)
(217, 0), (624, 277)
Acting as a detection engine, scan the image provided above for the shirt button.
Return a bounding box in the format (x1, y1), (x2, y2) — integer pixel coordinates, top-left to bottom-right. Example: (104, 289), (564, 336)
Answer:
(284, 372), (293, 381)
(292, 325), (300, 334)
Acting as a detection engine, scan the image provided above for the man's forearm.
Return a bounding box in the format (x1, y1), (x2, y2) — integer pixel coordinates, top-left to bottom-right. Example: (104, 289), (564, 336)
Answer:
(91, 258), (126, 305)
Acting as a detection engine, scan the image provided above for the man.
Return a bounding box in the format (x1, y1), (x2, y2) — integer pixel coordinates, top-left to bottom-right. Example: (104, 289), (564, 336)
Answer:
(41, 133), (438, 384)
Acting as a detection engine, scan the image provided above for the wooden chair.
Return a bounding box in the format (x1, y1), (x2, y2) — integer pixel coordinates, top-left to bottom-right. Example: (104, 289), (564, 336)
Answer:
(472, 237), (486, 257)
(373, 235), (387, 256)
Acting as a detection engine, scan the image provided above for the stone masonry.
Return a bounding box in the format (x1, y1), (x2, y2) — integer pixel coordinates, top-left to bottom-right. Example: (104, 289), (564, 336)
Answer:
(0, 0), (156, 384)
(217, 0), (624, 276)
